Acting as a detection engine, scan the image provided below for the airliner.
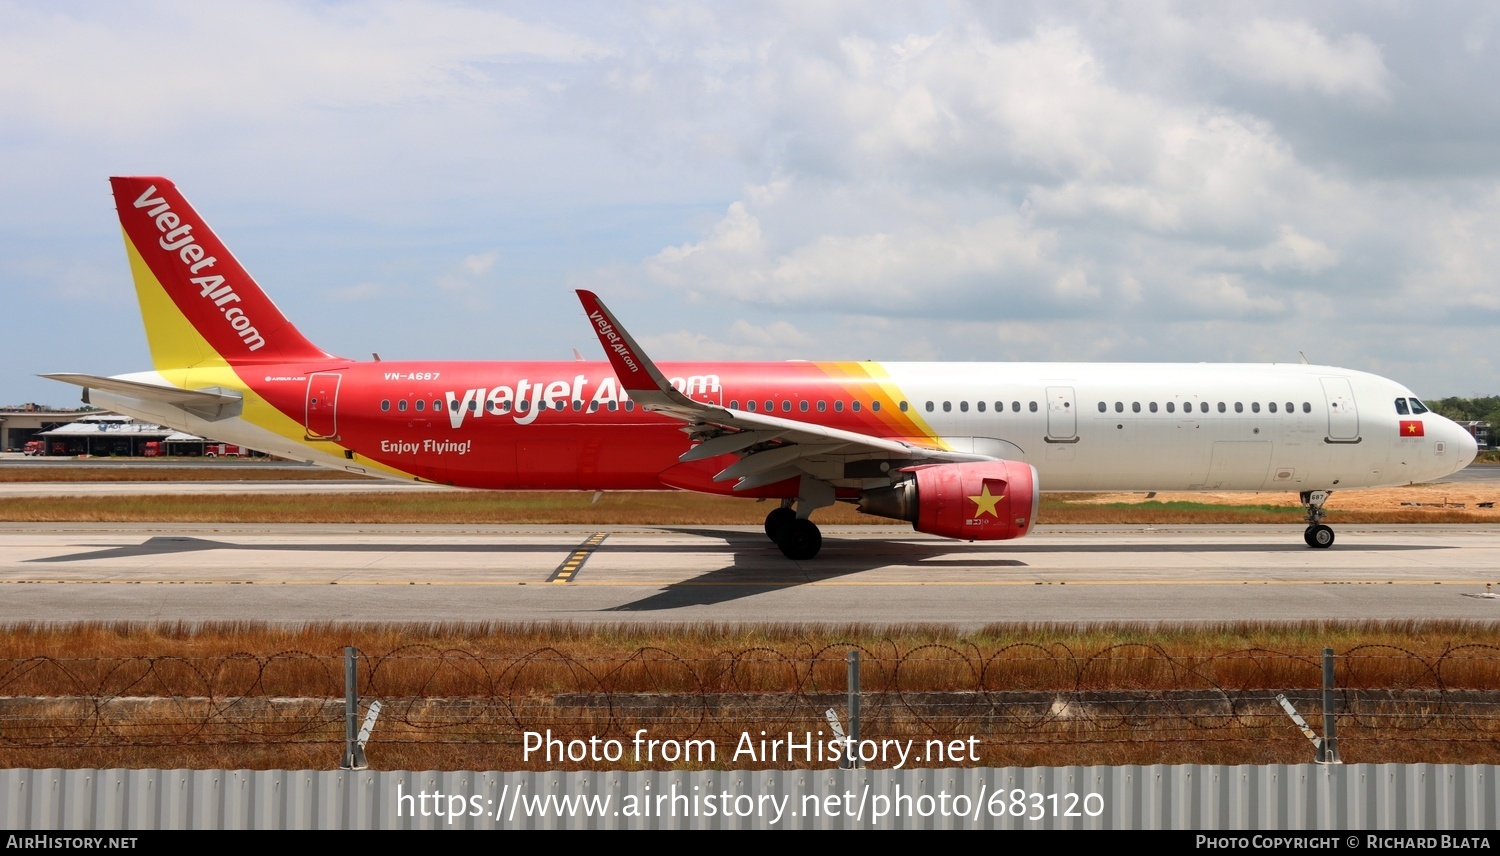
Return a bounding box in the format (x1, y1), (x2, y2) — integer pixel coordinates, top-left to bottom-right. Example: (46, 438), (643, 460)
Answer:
(45, 177), (1479, 559)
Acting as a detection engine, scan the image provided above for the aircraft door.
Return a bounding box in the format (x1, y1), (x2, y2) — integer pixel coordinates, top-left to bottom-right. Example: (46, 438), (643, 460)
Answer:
(305, 372), (341, 439)
(1319, 377), (1360, 442)
(1045, 386), (1077, 442)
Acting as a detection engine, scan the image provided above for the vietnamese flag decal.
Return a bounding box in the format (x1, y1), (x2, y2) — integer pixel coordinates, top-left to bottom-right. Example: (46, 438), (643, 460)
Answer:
(1400, 420), (1425, 437)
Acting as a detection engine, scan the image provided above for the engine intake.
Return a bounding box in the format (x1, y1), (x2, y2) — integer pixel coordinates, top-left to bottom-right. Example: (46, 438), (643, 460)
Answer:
(857, 460), (1039, 541)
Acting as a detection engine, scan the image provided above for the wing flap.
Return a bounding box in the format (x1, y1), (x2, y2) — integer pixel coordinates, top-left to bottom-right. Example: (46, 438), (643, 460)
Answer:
(679, 429), (786, 462)
(732, 466), (806, 492)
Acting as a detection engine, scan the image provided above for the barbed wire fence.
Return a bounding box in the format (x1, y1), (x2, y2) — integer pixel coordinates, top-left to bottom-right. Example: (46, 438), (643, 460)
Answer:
(2, 642), (1498, 769)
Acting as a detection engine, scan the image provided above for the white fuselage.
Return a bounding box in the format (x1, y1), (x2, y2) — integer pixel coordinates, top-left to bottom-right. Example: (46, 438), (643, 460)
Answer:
(861, 362), (1475, 492)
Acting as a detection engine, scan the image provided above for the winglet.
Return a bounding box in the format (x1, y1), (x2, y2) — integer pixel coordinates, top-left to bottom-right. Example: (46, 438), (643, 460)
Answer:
(576, 290), (695, 411)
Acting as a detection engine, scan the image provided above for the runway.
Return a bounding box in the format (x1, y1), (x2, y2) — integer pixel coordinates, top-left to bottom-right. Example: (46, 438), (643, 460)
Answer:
(1, 522), (1496, 625)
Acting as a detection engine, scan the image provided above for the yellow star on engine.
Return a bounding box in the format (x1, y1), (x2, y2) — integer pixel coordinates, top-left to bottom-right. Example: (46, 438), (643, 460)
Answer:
(969, 483), (1004, 519)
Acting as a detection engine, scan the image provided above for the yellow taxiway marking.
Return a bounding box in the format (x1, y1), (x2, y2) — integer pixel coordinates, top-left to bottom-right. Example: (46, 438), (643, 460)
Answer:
(546, 532), (609, 583)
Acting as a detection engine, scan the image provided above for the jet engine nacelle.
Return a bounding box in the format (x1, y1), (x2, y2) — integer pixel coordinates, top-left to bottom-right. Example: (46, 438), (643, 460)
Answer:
(857, 460), (1040, 541)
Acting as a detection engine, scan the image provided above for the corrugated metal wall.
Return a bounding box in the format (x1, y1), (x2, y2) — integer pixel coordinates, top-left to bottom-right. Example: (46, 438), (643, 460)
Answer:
(2, 765), (1495, 830)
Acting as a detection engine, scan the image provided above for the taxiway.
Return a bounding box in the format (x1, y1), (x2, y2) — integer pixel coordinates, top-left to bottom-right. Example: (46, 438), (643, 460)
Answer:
(1, 522), (1495, 625)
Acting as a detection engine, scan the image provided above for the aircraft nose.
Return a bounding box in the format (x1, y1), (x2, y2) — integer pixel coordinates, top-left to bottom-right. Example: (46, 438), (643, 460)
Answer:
(1450, 418), (1479, 468)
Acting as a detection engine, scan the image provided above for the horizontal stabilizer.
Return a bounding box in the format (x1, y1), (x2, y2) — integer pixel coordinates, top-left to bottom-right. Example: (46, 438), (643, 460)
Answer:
(41, 373), (244, 421)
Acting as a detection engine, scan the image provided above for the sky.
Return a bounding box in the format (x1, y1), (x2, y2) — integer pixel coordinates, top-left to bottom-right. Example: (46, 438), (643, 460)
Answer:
(2, 1), (1498, 407)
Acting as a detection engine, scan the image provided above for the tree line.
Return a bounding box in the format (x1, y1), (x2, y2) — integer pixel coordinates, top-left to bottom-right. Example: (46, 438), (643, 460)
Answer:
(1426, 396), (1500, 427)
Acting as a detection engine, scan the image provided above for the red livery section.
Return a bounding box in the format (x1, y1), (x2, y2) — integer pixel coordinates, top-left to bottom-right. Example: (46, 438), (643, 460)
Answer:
(251, 358), (961, 496)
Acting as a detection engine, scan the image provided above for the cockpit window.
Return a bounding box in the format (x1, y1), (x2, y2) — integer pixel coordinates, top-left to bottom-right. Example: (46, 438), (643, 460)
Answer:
(1409, 398), (1429, 414)
(1395, 398), (1410, 416)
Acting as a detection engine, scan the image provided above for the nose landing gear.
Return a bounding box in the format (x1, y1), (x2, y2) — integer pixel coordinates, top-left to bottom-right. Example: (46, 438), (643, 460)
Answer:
(1301, 490), (1335, 548)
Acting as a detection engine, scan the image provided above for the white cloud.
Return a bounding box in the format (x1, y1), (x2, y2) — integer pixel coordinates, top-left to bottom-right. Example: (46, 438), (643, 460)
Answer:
(1258, 226), (1340, 274)
(1029, 111), (1309, 238)
(767, 216), (1055, 306)
(460, 251), (500, 277)
(1394, 187), (1500, 316)
(0, 1), (605, 136)
(631, 16), (1375, 334)
(645, 185), (1062, 313)
(726, 319), (816, 351)
(434, 249), (503, 310)
(1215, 18), (1390, 103)
(1176, 273), (1287, 318)
(641, 319), (815, 361)
(761, 25), (1164, 183)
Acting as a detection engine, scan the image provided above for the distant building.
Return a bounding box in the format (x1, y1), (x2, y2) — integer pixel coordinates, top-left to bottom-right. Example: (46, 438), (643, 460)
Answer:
(31, 413), (258, 457)
(35, 414), (176, 457)
(0, 404), (97, 452)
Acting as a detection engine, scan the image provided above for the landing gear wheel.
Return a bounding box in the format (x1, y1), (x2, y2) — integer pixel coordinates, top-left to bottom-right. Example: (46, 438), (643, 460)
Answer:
(1299, 490), (1335, 549)
(776, 518), (822, 560)
(1304, 524), (1335, 549)
(764, 507), (797, 542)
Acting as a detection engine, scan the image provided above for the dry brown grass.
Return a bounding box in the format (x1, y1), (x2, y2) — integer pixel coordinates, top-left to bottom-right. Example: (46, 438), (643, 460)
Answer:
(5, 618), (1497, 663)
(1, 484), (1496, 524)
(0, 491), (880, 524)
(0, 464), (373, 482)
(2, 621), (1497, 771)
(1069, 481), (1500, 523)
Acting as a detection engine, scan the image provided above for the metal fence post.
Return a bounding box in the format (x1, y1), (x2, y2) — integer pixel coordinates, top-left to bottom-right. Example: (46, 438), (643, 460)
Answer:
(1317, 647), (1342, 764)
(341, 646), (365, 770)
(846, 650), (861, 769)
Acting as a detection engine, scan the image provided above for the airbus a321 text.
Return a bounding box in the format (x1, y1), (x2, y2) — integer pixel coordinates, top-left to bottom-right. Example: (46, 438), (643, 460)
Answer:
(46, 177), (1479, 559)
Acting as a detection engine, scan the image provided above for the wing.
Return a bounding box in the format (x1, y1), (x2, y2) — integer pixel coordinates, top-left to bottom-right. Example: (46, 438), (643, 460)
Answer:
(576, 291), (991, 492)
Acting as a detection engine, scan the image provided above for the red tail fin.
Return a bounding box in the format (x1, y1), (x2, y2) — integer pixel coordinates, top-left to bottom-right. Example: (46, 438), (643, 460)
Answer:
(111, 176), (336, 366)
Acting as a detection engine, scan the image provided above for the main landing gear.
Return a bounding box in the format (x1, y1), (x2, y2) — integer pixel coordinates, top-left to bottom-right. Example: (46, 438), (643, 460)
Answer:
(1301, 490), (1335, 549)
(764, 502), (822, 560)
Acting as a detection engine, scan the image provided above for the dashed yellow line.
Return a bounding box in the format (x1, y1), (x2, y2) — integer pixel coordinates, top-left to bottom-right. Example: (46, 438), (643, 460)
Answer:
(546, 532), (608, 583)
